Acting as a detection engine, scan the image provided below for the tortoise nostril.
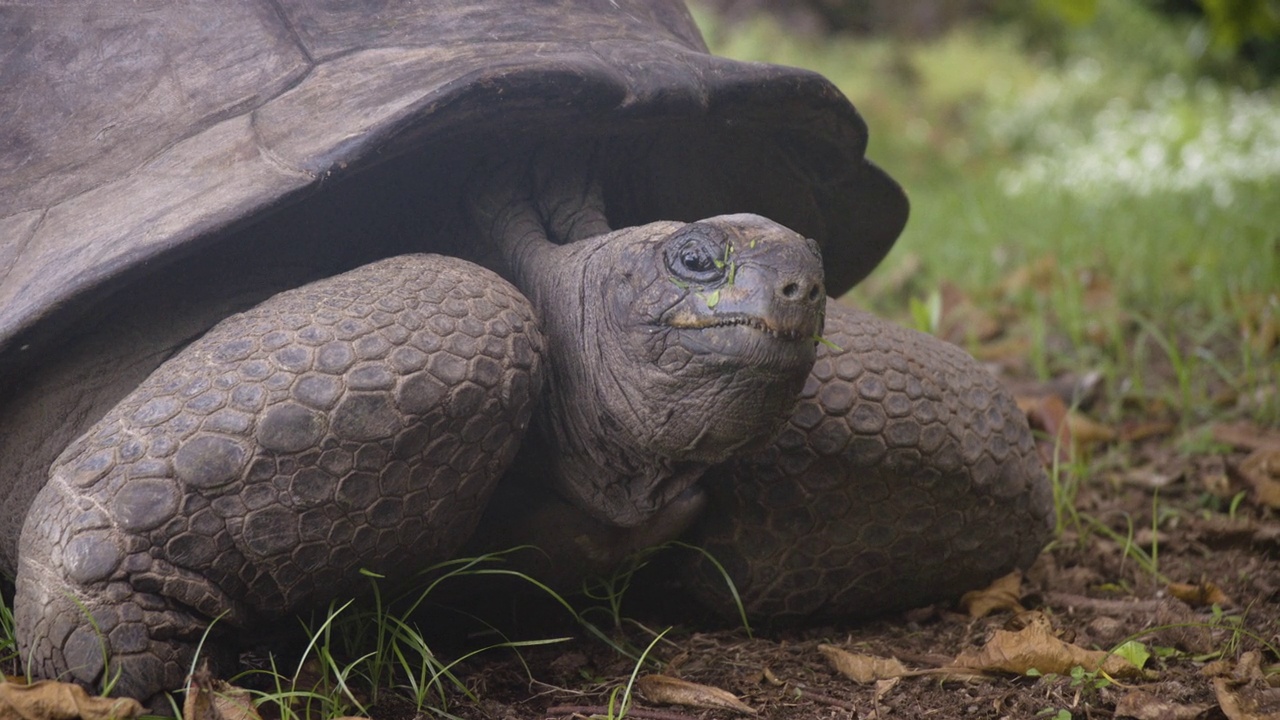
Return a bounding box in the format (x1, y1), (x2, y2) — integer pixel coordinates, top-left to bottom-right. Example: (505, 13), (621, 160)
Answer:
(780, 280), (823, 303)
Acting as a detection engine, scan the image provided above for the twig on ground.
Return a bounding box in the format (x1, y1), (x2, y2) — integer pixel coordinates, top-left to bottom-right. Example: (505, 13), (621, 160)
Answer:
(1046, 592), (1166, 614)
(789, 684), (861, 712)
(544, 705), (703, 720)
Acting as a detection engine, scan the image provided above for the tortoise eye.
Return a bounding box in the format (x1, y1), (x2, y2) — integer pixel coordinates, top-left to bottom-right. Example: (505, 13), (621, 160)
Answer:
(665, 225), (726, 284)
(680, 245), (716, 273)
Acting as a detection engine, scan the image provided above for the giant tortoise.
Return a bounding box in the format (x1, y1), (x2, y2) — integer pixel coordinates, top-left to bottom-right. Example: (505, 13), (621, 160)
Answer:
(0, 0), (1053, 703)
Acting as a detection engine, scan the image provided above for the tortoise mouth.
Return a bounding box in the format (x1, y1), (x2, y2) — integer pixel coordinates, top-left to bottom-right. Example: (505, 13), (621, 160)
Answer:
(663, 314), (818, 370)
(665, 313), (813, 343)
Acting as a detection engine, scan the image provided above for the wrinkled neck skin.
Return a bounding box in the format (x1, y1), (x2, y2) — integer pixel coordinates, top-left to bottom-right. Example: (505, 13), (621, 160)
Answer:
(472, 157), (822, 529)
(525, 225), (723, 529)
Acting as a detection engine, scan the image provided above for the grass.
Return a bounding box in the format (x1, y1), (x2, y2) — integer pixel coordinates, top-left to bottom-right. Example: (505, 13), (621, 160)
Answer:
(0, 552), (579, 720)
(0, 545), (751, 720)
(693, 0), (1280, 428)
(600, 628), (670, 720)
(140, 545), (735, 719)
(0, 591), (14, 676)
(581, 541), (752, 638)
(232, 553), (582, 720)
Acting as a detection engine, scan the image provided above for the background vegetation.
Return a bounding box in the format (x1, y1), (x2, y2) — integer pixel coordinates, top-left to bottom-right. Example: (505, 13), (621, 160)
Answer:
(695, 0), (1278, 428)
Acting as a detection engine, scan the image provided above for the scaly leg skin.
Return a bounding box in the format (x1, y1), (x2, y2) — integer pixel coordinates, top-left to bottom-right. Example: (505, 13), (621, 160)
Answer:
(683, 300), (1053, 621)
(15, 254), (543, 703)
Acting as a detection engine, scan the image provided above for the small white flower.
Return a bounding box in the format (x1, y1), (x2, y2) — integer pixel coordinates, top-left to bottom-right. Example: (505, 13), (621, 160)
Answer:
(988, 59), (1280, 206)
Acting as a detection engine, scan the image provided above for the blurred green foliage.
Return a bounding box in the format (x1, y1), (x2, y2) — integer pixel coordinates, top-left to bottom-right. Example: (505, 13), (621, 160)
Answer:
(1029, 0), (1280, 81)
(1192, 0), (1280, 48)
(708, 0), (1280, 83)
(694, 0), (1279, 423)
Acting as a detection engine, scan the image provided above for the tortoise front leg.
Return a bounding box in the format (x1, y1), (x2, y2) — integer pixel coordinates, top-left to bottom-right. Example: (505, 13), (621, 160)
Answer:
(683, 300), (1053, 621)
(14, 254), (542, 702)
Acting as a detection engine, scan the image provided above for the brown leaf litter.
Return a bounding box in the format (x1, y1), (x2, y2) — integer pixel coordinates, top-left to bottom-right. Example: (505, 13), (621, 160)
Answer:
(635, 674), (756, 715)
(0, 679), (143, 720)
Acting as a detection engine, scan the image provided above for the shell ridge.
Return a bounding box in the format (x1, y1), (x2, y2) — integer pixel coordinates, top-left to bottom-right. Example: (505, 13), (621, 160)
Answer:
(262, 0), (318, 65)
(0, 209), (46, 291)
(249, 110), (321, 183)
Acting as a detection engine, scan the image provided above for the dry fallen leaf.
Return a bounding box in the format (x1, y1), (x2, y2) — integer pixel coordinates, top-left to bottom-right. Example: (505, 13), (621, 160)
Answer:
(184, 663), (262, 720)
(972, 336), (1034, 370)
(1202, 658), (1238, 678)
(1213, 421), (1280, 453)
(634, 674), (756, 715)
(960, 570), (1026, 618)
(1114, 688), (1208, 719)
(1235, 448), (1280, 510)
(0, 680), (143, 720)
(1121, 465), (1179, 489)
(1235, 651), (1269, 682)
(1167, 580), (1234, 608)
(872, 676), (900, 708)
(1214, 676), (1280, 720)
(998, 255), (1059, 299)
(1202, 471), (1240, 499)
(1150, 599), (1217, 656)
(938, 281), (1003, 345)
(1018, 394), (1070, 465)
(1066, 409), (1119, 446)
(950, 611), (1147, 680)
(1118, 420), (1177, 443)
(819, 644), (910, 684)
(1017, 394), (1115, 464)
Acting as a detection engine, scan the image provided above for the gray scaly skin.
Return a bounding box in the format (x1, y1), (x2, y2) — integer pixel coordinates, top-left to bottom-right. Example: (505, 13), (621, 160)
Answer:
(16, 256), (545, 698)
(14, 212), (830, 703)
(683, 301), (1053, 619)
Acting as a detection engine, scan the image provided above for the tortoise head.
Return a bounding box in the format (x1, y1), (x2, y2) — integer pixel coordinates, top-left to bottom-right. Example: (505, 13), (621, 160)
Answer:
(524, 214), (824, 527)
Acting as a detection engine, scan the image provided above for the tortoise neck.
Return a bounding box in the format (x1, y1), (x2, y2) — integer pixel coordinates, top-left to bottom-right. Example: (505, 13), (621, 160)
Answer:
(469, 148), (611, 273)
(474, 190), (553, 293)
(536, 381), (714, 529)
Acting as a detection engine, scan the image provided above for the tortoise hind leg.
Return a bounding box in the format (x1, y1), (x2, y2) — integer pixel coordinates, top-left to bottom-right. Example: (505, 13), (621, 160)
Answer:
(14, 254), (543, 702)
(682, 300), (1053, 621)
